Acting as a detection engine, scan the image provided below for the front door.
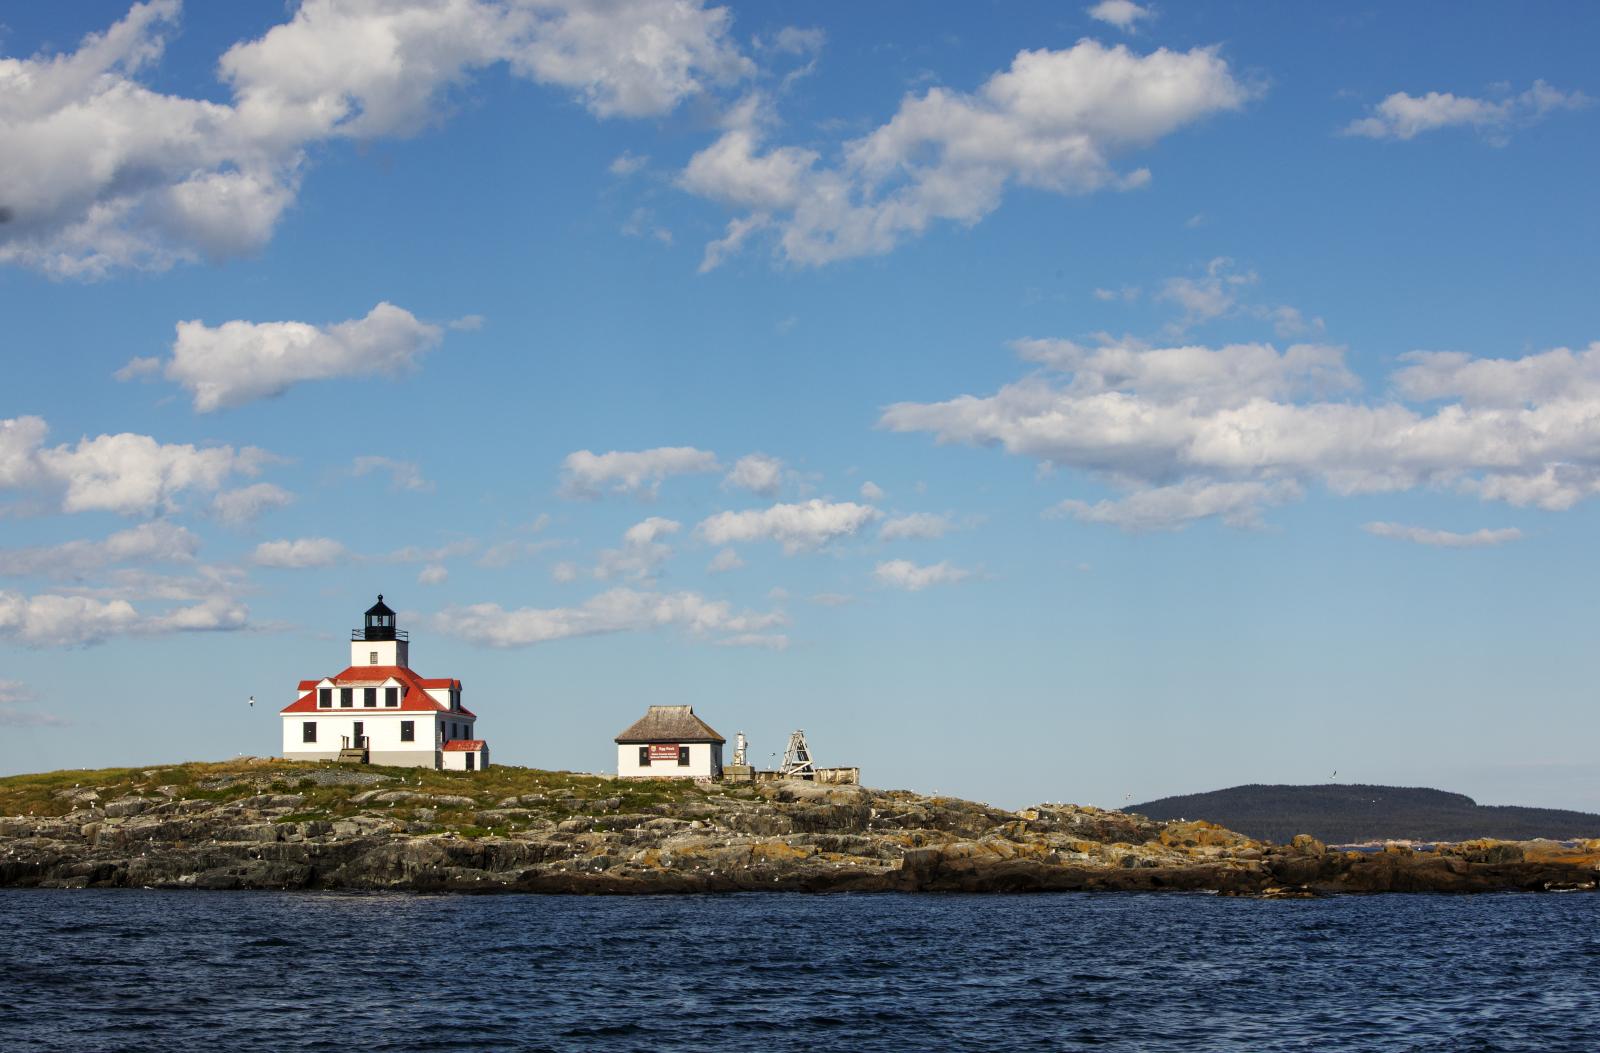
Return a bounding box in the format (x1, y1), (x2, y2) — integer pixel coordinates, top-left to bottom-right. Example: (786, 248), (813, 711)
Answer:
(353, 721), (364, 748)
(465, 753), (475, 771)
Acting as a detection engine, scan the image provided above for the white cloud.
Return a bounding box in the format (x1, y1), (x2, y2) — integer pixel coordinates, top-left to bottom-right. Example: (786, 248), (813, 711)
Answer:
(251, 537), (347, 569)
(1156, 256), (1256, 329)
(1362, 522), (1523, 549)
(1, 415), (269, 515)
(697, 499), (880, 553)
(1343, 81), (1589, 143)
(1, 0), (750, 276)
(1012, 337), (1358, 405)
(1051, 479), (1302, 532)
(609, 151), (650, 176)
(882, 336), (1600, 526)
(682, 40), (1250, 267)
(707, 547), (744, 573)
(0, 521), (198, 579)
(123, 302), (442, 411)
(723, 452), (785, 495)
(859, 480), (885, 501)
(353, 455), (433, 493)
(418, 564), (449, 585)
(1087, 1), (1153, 31)
(551, 561), (580, 583)
(211, 482), (295, 524)
(873, 559), (970, 591)
(809, 591), (852, 606)
(383, 540), (478, 564)
(595, 516), (680, 580)
(560, 446), (719, 498)
(433, 587), (784, 647)
(879, 512), (953, 540)
(0, 589), (246, 647)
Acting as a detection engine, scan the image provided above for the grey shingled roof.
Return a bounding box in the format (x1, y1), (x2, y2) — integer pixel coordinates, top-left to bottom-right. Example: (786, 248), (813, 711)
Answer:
(614, 704), (725, 744)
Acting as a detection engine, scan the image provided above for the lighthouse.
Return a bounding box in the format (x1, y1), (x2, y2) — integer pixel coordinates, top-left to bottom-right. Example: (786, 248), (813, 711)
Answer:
(279, 595), (489, 771)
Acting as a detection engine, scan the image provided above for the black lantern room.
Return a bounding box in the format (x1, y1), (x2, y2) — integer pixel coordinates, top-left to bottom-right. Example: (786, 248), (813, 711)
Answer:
(362, 594), (398, 641)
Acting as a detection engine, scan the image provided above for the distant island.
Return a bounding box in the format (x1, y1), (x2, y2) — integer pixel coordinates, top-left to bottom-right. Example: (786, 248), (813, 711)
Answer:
(1132, 784), (1600, 845)
(2, 761), (1598, 896)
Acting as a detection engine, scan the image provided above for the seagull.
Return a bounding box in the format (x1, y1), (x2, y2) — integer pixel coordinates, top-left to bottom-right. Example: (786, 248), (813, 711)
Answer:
(248, 695), (255, 708)
(1330, 770), (1337, 780)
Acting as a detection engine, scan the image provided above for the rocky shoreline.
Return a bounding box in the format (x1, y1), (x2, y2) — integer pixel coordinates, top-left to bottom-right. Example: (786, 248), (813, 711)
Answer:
(1, 760), (1596, 896)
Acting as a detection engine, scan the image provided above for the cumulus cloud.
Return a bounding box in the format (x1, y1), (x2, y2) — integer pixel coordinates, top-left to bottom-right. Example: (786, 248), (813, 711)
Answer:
(0, 589), (245, 647)
(122, 303), (442, 411)
(560, 446), (719, 498)
(873, 559), (970, 591)
(723, 453), (785, 495)
(0, 521), (198, 579)
(1086, 1), (1153, 31)
(706, 547), (744, 573)
(882, 336), (1600, 529)
(0, 415), (269, 515)
(210, 482), (294, 524)
(1, 0), (751, 276)
(594, 517), (680, 580)
(878, 512), (953, 540)
(1343, 81), (1589, 143)
(1362, 522), (1523, 548)
(1051, 479), (1302, 532)
(697, 499), (880, 553)
(418, 564), (449, 585)
(250, 537), (347, 569)
(859, 480), (885, 501)
(681, 40), (1249, 267)
(433, 587), (784, 648)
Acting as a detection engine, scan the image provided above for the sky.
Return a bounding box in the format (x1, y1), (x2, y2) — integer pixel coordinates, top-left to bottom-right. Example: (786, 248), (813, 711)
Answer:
(2, 1), (1598, 812)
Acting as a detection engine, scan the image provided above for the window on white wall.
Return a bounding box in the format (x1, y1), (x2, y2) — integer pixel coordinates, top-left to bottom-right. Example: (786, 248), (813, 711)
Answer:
(638, 746), (650, 767)
(302, 722), (317, 743)
(369, 651), (379, 665)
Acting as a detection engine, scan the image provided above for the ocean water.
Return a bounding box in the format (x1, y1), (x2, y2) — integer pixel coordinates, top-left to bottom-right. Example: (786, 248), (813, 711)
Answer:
(2, 890), (1596, 1052)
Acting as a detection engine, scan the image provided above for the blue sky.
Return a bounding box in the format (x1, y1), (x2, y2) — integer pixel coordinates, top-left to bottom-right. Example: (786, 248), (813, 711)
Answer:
(3, 1), (1598, 811)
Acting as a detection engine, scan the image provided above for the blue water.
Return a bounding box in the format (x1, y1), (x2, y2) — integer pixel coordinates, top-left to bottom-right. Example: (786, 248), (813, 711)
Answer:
(1, 891), (1597, 1052)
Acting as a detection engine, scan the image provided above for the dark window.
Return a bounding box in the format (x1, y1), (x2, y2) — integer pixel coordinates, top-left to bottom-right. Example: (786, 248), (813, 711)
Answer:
(638, 745), (650, 767)
(385, 687), (399, 707)
(353, 721), (364, 746)
(318, 688), (331, 708)
(302, 722), (317, 743)
(400, 720), (415, 743)
(363, 687), (376, 708)
(678, 746), (690, 767)
(369, 651), (379, 665)
(466, 753), (476, 771)
(340, 688), (353, 708)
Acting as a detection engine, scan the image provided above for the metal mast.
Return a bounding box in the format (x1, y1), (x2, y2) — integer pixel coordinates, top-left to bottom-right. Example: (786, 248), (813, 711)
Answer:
(779, 729), (815, 779)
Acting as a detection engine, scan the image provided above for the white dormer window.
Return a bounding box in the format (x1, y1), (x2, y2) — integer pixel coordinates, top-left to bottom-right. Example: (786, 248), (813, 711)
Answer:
(369, 651), (379, 665)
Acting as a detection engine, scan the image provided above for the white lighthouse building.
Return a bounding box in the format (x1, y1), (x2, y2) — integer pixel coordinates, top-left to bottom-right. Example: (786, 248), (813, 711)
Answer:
(280, 596), (489, 771)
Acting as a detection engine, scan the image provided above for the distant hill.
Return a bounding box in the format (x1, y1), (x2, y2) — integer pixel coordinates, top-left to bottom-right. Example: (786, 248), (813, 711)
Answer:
(1130, 784), (1600, 844)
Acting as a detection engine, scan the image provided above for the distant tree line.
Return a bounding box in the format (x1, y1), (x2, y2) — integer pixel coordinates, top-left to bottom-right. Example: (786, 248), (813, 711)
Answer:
(1130, 784), (1600, 844)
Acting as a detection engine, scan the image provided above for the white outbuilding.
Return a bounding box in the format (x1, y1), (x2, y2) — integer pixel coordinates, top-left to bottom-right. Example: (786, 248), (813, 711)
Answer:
(280, 596), (490, 771)
(615, 705), (725, 779)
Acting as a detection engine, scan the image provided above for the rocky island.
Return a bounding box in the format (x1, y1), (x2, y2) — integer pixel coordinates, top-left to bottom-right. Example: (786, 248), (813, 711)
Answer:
(2, 759), (1596, 896)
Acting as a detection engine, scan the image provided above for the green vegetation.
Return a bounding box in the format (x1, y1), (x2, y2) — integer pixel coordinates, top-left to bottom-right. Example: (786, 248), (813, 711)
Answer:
(0, 758), (763, 840)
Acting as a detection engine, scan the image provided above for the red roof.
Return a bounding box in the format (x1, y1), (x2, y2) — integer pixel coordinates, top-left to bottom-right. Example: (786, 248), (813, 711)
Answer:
(282, 665), (476, 717)
(442, 739), (486, 751)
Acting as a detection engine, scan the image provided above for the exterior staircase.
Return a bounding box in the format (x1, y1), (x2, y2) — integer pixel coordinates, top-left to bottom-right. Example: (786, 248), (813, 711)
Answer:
(338, 736), (369, 764)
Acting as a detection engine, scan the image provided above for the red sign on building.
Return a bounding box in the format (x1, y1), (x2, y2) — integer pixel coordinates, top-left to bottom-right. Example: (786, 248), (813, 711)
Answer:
(648, 743), (680, 761)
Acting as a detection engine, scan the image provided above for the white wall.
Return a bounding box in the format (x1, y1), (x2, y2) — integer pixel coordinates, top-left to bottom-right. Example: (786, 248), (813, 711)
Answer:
(281, 712), (440, 753)
(616, 741), (722, 779)
(348, 639), (409, 668)
(442, 746), (489, 771)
